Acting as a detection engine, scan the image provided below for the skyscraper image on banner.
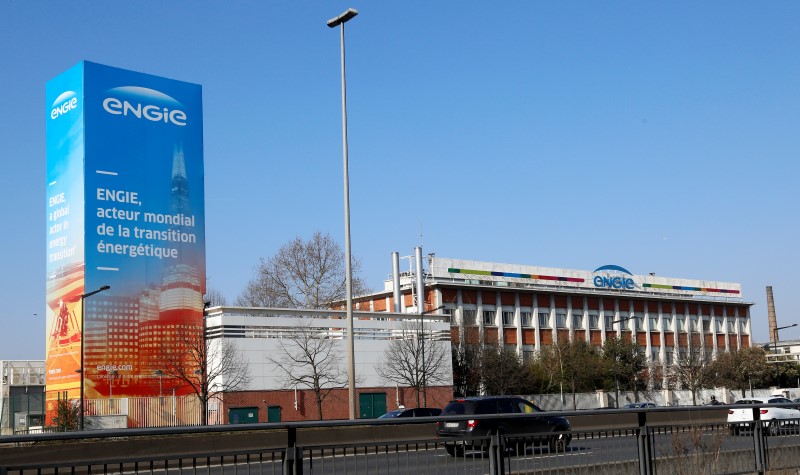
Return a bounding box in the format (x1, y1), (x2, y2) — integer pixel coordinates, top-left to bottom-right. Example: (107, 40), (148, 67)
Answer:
(45, 62), (206, 422)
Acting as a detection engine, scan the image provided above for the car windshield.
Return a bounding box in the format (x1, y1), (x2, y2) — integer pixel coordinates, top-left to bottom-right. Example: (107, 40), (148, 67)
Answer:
(769, 398), (792, 404)
(378, 410), (404, 419)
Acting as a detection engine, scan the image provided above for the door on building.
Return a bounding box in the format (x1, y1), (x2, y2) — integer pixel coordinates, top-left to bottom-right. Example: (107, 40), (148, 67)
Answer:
(359, 393), (387, 419)
(228, 407), (259, 424)
(267, 405), (282, 422)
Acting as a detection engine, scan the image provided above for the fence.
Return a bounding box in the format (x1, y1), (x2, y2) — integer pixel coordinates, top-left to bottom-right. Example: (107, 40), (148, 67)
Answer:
(533, 386), (795, 411)
(1, 404), (799, 474)
(77, 395), (203, 429)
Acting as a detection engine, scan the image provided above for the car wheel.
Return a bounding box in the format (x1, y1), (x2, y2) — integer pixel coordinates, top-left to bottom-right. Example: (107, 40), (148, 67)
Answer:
(548, 432), (568, 453)
(445, 444), (464, 457)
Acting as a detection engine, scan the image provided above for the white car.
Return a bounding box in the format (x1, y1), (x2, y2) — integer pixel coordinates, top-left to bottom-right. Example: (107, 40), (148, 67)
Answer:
(727, 396), (800, 435)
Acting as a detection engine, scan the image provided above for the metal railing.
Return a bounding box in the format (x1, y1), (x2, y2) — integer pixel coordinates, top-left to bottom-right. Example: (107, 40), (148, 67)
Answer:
(1, 405), (798, 474)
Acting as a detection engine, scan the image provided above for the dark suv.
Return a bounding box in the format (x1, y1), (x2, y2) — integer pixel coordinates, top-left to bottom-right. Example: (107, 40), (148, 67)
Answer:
(436, 396), (571, 456)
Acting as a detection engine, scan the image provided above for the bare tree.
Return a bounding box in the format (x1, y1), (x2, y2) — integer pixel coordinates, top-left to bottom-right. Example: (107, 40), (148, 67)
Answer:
(236, 232), (370, 308)
(670, 344), (714, 406)
(269, 324), (348, 420)
(377, 321), (450, 407)
(159, 328), (250, 425)
(203, 287), (228, 307)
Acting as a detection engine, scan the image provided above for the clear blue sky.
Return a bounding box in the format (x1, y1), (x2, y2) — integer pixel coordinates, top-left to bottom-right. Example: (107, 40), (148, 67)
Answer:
(1, 1), (798, 359)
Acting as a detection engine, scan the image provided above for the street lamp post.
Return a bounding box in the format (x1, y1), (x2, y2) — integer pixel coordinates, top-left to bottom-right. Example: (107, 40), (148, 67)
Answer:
(108, 369), (118, 410)
(77, 284), (110, 430)
(419, 305), (445, 407)
(327, 6), (358, 420)
(155, 370), (164, 404)
(610, 316), (639, 408)
(773, 323), (798, 355)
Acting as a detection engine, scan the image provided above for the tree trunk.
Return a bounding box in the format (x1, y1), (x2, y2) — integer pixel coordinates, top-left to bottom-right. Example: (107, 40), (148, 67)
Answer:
(571, 379), (577, 410)
(316, 390), (324, 421)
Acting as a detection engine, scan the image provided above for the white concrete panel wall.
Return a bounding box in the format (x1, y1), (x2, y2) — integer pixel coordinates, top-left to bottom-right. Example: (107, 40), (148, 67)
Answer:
(206, 311), (452, 391)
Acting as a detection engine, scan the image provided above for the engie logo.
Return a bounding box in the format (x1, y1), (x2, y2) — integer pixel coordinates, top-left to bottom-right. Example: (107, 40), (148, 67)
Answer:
(50, 91), (78, 120)
(592, 265), (635, 290)
(102, 86), (187, 126)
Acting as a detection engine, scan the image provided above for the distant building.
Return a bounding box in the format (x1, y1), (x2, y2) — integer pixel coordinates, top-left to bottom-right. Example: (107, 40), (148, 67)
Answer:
(1, 360), (45, 435)
(764, 339), (800, 364)
(346, 255), (753, 373)
(204, 307), (453, 423)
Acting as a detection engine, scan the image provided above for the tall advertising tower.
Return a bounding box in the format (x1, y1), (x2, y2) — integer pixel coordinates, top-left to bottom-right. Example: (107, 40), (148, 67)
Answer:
(45, 62), (206, 422)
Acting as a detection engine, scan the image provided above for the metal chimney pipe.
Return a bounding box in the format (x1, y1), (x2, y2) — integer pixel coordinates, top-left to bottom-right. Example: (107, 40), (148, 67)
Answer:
(767, 286), (778, 345)
(415, 247), (425, 312)
(392, 252), (401, 313)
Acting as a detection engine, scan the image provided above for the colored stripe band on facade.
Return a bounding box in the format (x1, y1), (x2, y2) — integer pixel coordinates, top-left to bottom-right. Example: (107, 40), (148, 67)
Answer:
(642, 283), (740, 294)
(447, 268), (585, 283)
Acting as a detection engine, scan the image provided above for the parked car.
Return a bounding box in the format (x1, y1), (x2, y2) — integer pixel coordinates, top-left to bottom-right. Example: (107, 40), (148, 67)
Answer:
(436, 396), (571, 457)
(727, 396), (800, 435)
(623, 402), (657, 409)
(378, 407), (442, 419)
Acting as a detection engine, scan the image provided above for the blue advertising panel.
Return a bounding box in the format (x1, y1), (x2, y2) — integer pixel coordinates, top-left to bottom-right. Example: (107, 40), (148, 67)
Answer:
(46, 62), (205, 417)
(45, 63), (86, 396)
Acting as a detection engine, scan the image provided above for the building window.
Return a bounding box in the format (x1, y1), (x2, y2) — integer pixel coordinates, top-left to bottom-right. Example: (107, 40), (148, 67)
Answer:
(662, 317), (672, 332)
(689, 317), (697, 332)
(572, 312), (583, 329)
(604, 314), (614, 330)
(739, 320), (746, 334)
(483, 310), (496, 326)
(715, 318), (723, 333)
(677, 317), (686, 332)
(522, 350), (535, 364)
(727, 320), (735, 333)
(463, 309), (477, 325)
(650, 349), (660, 362)
(589, 314), (599, 329)
(521, 312), (532, 327)
(703, 318), (711, 333)
(502, 311), (514, 326)
(633, 316), (641, 331)
(665, 351), (674, 365)
(556, 312), (567, 328)
(649, 316), (659, 331)
(538, 312), (550, 328)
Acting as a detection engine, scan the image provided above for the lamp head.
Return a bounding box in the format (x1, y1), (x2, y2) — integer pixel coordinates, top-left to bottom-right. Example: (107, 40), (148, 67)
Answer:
(327, 8), (358, 28)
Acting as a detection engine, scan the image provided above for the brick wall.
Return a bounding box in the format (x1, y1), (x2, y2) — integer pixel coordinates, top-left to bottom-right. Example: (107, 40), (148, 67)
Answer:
(217, 386), (454, 423)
